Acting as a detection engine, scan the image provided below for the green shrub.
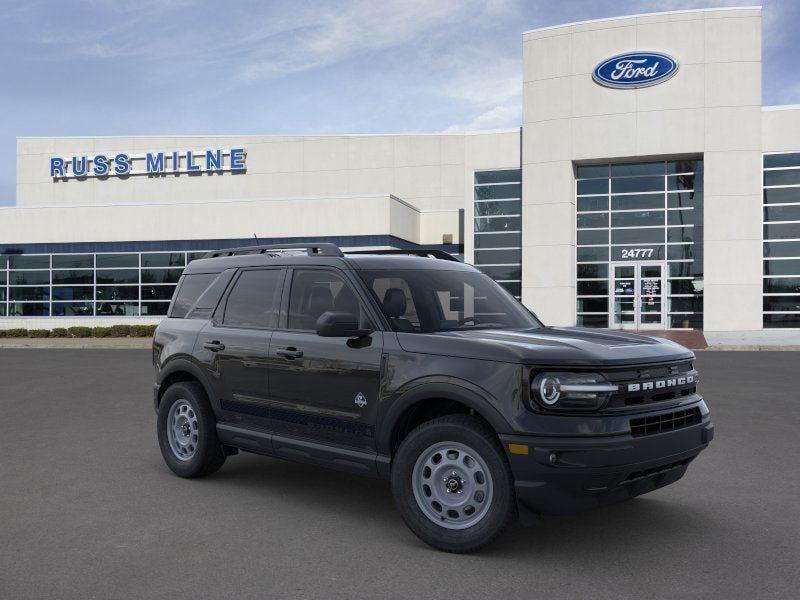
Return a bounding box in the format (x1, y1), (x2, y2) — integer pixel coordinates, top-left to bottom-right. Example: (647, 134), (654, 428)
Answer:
(4, 328), (28, 338)
(130, 324), (157, 337)
(51, 328), (69, 338)
(109, 324), (132, 337)
(91, 326), (113, 338)
(67, 326), (92, 338)
(27, 329), (51, 338)
(0, 330), (6, 338)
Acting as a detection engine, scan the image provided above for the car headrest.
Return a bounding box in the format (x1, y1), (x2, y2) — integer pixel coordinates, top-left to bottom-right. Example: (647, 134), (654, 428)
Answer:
(382, 288), (407, 318)
(307, 285), (334, 319)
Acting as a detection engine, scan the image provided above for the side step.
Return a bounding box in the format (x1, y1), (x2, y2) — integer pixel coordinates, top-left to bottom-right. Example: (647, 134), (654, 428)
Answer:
(216, 423), (385, 478)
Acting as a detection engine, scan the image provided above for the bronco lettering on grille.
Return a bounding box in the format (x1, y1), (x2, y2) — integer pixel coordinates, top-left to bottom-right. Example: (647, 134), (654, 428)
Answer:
(627, 374), (694, 393)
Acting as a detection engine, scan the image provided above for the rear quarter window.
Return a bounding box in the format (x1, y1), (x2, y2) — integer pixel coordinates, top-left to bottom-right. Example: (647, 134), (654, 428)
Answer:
(170, 273), (218, 318)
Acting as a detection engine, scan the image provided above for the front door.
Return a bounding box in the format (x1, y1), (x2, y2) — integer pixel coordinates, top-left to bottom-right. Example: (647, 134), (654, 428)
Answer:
(610, 262), (666, 330)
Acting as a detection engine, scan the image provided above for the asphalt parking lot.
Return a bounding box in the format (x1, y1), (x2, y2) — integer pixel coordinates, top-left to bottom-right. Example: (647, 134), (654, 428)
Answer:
(1, 350), (798, 599)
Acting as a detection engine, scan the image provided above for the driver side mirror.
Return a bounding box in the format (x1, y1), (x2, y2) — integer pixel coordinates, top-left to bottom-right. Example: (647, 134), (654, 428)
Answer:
(315, 311), (372, 338)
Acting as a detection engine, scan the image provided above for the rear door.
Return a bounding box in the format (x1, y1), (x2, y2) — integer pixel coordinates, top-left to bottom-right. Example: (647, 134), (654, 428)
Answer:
(197, 267), (285, 428)
(267, 267), (383, 451)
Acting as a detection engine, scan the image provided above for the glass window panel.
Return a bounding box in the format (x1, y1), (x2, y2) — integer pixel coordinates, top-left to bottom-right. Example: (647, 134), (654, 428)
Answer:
(764, 205), (800, 223)
(667, 174), (698, 191)
(763, 296), (800, 312)
(763, 278), (800, 294)
(141, 252), (185, 268)
(611, 228), (664, 244)
(0, 304), (5, 316)
(141, 268), (183, 284)
(577, 314), (608, 327)
(667, 245), (695, 261)
(171, 273), (218, 318)
(764, 223), (800, 240)
(9, 270), (50, 285)
(577, 264), (608, 279)
(611, 162), (664, 177)
(669, 279), (703, 295)
(96, 254), (138, 268)
(474, 232), (520, 249)
(474, 184), (521, 200)
(577, 212), (608, 228)
(764, 314), (800, 327)
(473, 249), (521, 265)
(141, 302), (171, 316)
(52, 286), (93, 301)
(141, 285), (177, 301)
(668, 209), (699, 226)
(764, 153), (800, 168)
(763, 188), (800, 205)
(577, 246), (608, 262)
(764, 170), (800, 187)
(474, 216), (520, 233)
(52, 270), (93, 284)
(611, 210), (664, 228)
(474, 170), (520, 184)
(611, 176), (663, 194)
(477, 265), (521, 281)
(667, 191), (702, 209)
(577, 230), (608, 245)
(0, 272), (5, 285)
(669, 296), (703, 312)
(223, 269), (285, 329)
(8, 255), (48, 269)
(96, 285), (139, 301)
(96, 269), (139, 284)
(577, 179), (608, 195)
(52, 302), (94, 316)
(764, 259), (800, 276)
(474, 200), (521, 216)
(576, 165), (609, 179)
(577, 196), (608, 212)
(0, 288), (5, 301)
(0, 255), (6, 269)
(8, 302), (49, 316)
(764, 241), (800, 258)
(52, 254), (93, 269)
(667, 160), (702, 174)
(497, 281), (521, 296)
(611, 194), (663, 210)
(96, 302), (139, 316)
(187, 252), (207, 263)
(577, 298), (608, 312)
(669, 262), (697, 277)
(669, 314), (703, 329)
(288, 269), (371, 331)
(577, 281), (608, 295)
(668, 227), (694, 243)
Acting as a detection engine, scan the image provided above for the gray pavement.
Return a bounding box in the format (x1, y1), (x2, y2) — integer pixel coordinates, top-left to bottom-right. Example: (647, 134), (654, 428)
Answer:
(0, 350), (798, 599)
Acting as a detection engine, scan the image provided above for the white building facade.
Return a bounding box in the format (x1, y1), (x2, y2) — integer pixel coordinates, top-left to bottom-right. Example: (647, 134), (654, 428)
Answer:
(4, 6), (800, 335)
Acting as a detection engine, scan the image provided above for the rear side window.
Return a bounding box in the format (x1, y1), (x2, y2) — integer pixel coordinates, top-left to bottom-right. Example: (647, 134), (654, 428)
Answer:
(170, 273), (218, 318)
(287, 269), (371, 331)
(223, 269), (283, 329)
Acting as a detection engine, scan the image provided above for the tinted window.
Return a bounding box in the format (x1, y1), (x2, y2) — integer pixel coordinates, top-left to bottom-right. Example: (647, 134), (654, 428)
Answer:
(171, 273), (219, 318)
(223, 269), (283, 328)
(287, 270), (369, 331)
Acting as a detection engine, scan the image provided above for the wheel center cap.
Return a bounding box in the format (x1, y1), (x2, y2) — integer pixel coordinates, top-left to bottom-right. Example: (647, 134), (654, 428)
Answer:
(181, 422), (190, 436)
(445, 476), (462, 493)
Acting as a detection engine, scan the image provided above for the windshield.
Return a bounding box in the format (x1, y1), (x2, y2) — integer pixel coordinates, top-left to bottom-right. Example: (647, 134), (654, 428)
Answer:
(358, 269), (542, 333)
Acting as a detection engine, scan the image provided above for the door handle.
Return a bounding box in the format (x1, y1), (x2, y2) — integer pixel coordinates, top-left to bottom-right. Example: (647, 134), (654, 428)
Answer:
(276, 347), (303, 360)
(203, 340), (226, 352)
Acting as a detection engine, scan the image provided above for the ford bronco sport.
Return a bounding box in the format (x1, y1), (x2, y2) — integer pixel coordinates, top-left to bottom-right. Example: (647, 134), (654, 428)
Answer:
(152, 243), (713, 553)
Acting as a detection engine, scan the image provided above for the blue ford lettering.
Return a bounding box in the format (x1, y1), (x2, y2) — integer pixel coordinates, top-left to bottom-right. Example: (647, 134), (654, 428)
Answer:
(593, 52), (678, 89)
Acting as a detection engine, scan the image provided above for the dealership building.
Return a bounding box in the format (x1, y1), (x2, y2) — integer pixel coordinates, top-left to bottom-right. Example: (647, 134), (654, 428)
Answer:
(3, 6), (800, 339)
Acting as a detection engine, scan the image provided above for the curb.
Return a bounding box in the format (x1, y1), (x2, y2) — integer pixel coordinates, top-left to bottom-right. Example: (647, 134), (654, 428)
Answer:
(0, 338), (152, 349)
(702, 345), (800, 351)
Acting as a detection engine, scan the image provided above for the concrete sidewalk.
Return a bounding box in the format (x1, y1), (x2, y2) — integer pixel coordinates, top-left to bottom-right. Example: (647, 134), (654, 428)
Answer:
(0, 337), (152, 349)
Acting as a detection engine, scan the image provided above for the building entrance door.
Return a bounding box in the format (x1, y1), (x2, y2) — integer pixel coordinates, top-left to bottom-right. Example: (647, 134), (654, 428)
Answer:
(610, 262), (666, 330)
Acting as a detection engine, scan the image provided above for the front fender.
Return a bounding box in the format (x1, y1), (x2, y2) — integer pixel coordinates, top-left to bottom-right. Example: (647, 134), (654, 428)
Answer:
(157, 356), (220, 417)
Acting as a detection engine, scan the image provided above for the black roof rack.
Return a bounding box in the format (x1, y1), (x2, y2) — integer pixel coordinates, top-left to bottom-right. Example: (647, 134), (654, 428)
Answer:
(204, 243), (344, 259)
(345, 249), (460, 262)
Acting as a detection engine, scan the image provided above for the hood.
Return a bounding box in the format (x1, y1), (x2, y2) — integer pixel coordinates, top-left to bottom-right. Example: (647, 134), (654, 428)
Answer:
(395, 326), (693, 367)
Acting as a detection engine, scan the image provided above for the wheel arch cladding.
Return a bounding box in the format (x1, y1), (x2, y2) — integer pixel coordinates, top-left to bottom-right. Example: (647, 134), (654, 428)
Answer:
(157, 359), (214, 409)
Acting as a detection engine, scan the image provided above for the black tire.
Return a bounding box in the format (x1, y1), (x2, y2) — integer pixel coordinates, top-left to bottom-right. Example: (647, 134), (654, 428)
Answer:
(391, 414), (517, 553)
(157, 381), (226, 478)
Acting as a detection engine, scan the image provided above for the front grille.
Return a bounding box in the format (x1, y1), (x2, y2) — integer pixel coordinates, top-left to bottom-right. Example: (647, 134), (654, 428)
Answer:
(629, 407), (701, 437)
(622, 457), (693, 484)
(604, 361), (698, 409)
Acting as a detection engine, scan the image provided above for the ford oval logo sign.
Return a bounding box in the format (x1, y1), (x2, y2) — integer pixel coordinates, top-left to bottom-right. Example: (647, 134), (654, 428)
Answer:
(593, 52), (679, 89)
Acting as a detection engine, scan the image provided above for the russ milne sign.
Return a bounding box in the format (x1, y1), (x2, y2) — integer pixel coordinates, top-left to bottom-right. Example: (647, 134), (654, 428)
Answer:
(592, 52), (678, 89)
(50, 148), (246, 179)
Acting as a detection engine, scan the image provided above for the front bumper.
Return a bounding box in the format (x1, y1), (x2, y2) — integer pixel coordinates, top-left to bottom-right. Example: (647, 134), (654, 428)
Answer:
(500, 414), (714, 516)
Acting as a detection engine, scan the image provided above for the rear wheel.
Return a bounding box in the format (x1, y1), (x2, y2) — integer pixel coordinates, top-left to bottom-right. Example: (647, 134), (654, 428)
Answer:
(391, 414), (516, 553)
(157, 381), (226, 478)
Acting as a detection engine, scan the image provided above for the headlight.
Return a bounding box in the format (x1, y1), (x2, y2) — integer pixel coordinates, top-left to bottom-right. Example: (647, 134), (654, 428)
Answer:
(531, 372), (617, 411)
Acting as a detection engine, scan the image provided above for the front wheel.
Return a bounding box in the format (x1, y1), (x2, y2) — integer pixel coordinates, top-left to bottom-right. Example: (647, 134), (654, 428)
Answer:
(391, 414), (517, 553)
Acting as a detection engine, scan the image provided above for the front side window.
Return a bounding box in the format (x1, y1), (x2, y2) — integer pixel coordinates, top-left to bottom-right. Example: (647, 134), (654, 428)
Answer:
(287, 269), (370, 331)
(222, 269), (283, 328)
(359, 269), (541, 333)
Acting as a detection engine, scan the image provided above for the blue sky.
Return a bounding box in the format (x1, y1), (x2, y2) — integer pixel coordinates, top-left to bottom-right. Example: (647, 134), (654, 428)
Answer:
(1, 0), (798, 206)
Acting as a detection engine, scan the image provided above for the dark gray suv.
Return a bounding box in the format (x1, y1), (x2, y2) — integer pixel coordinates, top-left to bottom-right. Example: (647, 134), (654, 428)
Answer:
(152, 243), (713, 552)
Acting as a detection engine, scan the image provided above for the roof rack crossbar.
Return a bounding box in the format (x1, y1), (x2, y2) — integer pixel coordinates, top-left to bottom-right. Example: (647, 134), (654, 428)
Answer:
(345, 249), (460, 262)
(204, 243), (343, 259)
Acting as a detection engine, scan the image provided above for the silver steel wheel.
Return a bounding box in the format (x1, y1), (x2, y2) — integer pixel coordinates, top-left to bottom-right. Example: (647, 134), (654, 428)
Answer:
(411, 441), (494, 530)
(166, 400), (199, 461)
